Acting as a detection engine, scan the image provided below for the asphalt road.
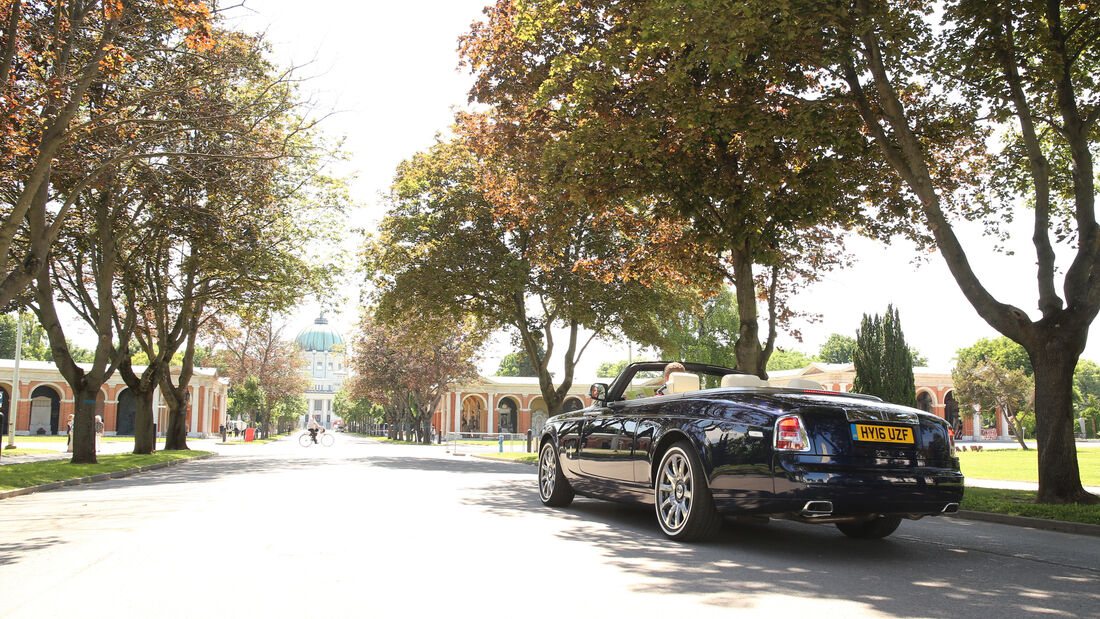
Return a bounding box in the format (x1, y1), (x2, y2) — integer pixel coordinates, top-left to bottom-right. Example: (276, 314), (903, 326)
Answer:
(0, 435), (1096, 618)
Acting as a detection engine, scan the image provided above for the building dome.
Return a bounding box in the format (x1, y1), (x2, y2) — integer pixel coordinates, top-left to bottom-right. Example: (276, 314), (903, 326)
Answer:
(295, 315), (344, 352)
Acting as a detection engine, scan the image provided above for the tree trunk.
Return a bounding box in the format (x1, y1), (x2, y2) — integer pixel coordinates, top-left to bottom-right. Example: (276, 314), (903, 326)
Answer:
(132, 388), (157, 454)
(1030, 346), (1098, 504)
(162, 387), (190, 451)
(70, 388), (99, 464)
(730, 251), (766, 378)
(1002, 409), (1028, 450)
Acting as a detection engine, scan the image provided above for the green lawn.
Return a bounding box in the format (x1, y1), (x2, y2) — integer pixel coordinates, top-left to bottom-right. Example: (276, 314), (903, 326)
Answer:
(7, 435), (169, 443)
(454, 439), (528, 446)
(958, 448), (1100, 486)
(362, 435), (435, 446)
(0, 448), (56, 457)
(0, 450), (210, 492)
(961, 487), (1100, 525)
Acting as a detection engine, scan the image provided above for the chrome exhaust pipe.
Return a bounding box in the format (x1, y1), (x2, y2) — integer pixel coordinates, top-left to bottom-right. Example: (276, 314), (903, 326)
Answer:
(942, 502), (960, 514)
(801, 500), (833, 517)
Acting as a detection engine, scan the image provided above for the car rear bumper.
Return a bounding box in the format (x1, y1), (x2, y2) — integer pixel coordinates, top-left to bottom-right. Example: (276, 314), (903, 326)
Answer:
(774, 455), (964, 515)
(710, 456), (964, 517)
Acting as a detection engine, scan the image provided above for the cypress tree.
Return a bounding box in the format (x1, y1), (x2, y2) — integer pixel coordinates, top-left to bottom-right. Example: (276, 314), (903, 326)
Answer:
(852, 313), (882, 397)
(852, 304), (918, 407)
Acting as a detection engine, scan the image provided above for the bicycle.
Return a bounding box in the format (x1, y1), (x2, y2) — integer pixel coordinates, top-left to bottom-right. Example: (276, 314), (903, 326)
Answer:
(299, 431), (334, 447)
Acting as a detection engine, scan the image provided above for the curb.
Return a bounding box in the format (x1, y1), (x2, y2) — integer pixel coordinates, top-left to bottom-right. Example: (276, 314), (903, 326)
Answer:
(948, 509), (1100, 537)
(471, 454), (537, 465)
(0, 452), (216, 501)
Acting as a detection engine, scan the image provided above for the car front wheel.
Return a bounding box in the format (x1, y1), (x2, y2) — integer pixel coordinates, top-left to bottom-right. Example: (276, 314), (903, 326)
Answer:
(655, 441), (721, 541)
(538, 441), (574, 507)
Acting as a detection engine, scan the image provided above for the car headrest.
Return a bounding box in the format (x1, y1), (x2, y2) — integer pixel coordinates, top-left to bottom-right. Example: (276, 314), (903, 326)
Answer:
(721, 374), (767, 388)
(666, 372), (700, 394)
(784, 378), (825, 390)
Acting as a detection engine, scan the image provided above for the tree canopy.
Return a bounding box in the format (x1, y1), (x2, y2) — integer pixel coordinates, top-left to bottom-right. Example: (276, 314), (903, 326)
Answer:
(656, 287), (740, 376)
(953, 357), (1034, 449)
(365, 138), (699, 416)
(767, 349), (819, 373)
(495, 342), (545, 377)
(956, 337), (1034, 377)
(459, 1), (905, 378)
(349, 312), (484, 443)
(819, 334), (858, 365)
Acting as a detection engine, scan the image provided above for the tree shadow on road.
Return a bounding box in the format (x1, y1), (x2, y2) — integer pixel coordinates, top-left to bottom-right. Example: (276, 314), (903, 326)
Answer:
(0, 537), (66, 566)
(462, 479), (1100, 618)
(351, 455), (536, 477)
(38, 452), (329, 496)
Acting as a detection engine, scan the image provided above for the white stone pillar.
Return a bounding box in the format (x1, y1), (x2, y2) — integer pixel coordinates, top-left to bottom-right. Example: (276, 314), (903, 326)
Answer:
(487, 395), (495, 434)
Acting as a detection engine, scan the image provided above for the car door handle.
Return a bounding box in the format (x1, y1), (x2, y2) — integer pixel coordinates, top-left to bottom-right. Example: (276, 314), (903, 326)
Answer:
(748, 430), (764, 438)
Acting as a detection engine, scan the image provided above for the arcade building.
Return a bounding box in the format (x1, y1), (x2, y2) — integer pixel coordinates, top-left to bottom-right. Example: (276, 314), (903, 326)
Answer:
(1, 359), (229, 438)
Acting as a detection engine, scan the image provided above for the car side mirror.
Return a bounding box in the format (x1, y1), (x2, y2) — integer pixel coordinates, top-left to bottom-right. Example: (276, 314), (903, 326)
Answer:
(589, 383), (608, 401)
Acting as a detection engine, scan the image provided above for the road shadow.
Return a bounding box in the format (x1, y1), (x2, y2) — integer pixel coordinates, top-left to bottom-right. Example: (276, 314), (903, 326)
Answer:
(43, 452), (329, 496)
(352, 455), (536, 477)
(462, 479), (1100, 617)
(50, 449), (535, 497)
(0, 537), (66, 566)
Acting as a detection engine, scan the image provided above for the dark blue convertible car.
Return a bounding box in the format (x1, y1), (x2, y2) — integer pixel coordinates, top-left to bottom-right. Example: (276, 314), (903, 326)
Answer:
(538, 362), (964, 541)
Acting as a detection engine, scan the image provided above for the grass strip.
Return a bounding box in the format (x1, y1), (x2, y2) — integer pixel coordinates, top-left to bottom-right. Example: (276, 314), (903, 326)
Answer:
(0, 450), (210, 492)
(961, 487), (1100, 526)
(453, 439), (528, 446)
(7, 436), (174, 444)
(957, 449), (1100, 486)
(1, 448), (58, 457)
(356, 435), (437, 446)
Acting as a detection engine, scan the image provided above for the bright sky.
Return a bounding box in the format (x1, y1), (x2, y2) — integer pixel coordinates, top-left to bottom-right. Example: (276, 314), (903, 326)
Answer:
(229, 0), (1100, 378)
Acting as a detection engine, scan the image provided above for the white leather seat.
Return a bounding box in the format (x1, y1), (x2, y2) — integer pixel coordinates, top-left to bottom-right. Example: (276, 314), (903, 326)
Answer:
(721, 374), (767, 388)
(666, 372), (700, 394)
(784, 378), (825, 390)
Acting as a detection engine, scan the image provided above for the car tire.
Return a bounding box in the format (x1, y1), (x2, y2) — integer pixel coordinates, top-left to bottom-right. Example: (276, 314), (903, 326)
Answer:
(538, 441), (574, 507)
(836, 516), (903, 539)
(654, 441), (721, 541)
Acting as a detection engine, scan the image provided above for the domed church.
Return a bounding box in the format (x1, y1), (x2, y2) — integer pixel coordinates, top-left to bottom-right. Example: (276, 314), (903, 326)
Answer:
(295, 315), (347, 428)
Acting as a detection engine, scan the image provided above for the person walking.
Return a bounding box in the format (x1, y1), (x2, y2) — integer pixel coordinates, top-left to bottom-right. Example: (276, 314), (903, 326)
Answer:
(65, 414), (74, 453)
(94, 415), (104, 453)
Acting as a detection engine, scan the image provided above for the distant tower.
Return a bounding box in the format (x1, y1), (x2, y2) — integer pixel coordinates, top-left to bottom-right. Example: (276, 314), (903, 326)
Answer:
(294, 315), (346, 428)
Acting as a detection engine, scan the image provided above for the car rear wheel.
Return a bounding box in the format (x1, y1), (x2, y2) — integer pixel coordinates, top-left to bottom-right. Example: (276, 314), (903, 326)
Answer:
(836, 516), (903, 539)
(655, 441), (721, 541)
(539, 441), (574, 507)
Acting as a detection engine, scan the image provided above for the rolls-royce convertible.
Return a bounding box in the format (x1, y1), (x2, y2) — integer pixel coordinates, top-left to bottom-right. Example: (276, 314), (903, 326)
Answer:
(537, 362), (964, 541)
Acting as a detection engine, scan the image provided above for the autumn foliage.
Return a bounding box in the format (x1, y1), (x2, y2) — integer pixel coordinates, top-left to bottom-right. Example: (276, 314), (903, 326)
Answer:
(348, 313), (484, 444)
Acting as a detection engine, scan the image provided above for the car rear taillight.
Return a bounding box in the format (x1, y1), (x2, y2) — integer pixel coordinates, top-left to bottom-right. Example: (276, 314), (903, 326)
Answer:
(774, 414), (811, 452)
(948, 427), (956, 452)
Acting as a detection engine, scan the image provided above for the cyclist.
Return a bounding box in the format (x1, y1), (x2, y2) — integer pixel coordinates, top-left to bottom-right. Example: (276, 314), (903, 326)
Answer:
(307, 418), (323, 444)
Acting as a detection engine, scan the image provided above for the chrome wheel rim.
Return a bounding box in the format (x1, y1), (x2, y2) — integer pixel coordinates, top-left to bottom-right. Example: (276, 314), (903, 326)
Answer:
(657, 450), (693, 532)
(539, 445), (556, 500)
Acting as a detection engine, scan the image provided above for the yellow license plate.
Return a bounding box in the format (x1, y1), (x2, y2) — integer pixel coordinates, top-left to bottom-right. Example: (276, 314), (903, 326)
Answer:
(850, 424), (914, 444)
